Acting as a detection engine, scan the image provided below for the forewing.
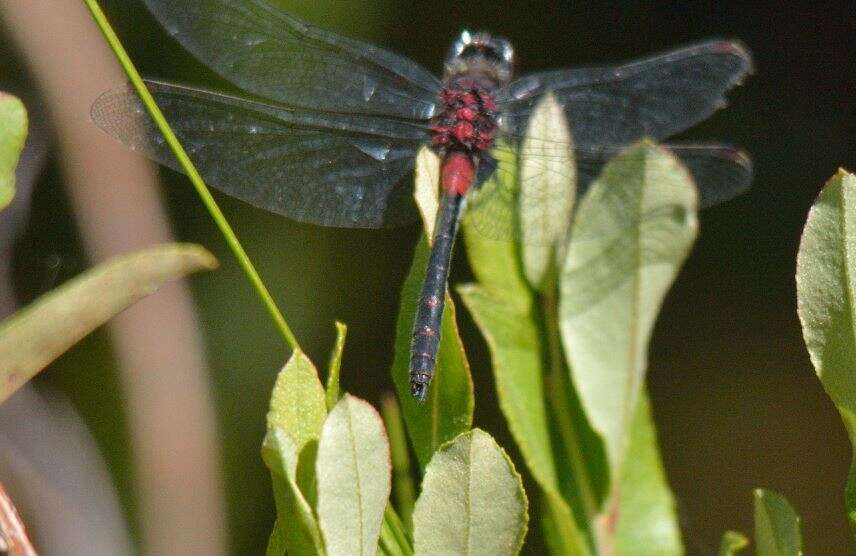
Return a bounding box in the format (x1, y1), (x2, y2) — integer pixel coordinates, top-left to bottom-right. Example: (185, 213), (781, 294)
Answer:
(141, 0), (441, 119)
(497, 40), (752, 148)
(91, 80), (425, 227)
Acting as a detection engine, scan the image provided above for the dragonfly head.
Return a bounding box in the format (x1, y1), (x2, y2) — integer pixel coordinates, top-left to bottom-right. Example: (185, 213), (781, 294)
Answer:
(445, 30), (515, 85)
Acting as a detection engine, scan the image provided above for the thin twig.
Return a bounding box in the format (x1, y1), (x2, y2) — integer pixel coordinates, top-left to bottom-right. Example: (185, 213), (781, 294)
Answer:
(0, 481), (37, 556)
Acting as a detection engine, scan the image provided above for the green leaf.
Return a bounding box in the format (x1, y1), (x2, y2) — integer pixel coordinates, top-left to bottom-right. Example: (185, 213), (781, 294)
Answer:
(461, 147), (594, 554)
(266, 518), (287, 556)
(753, 489), (802, 556)
(614, 391), (683, 555)
(0, 243), (217, 405)
(413, 429), (528, 556)
(718, 530), (749, 555)
(413, 147), (441, 237)
(263, 350), (328, 556)
(262, 429), (324, 556)
(326, 321), (347, 410)
(519, 92), (576, 289)
(391, 150), (473, 470)
(0, 93), (26, 211)
(559, 141), (698, 476)
(266, 350), (328, 452)
(795, 169), (856, 533)
(458, 285), (590, 555)
(316, 395), (391, 556)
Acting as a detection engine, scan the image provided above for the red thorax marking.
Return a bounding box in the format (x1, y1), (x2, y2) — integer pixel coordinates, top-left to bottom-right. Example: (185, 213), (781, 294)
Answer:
(431, 80), (498, 196)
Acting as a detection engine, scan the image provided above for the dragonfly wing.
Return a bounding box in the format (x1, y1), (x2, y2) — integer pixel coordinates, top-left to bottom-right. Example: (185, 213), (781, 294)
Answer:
(140, 0), (441, 119)
(575, 144), (753, 209)
(464, 143), (751, 243)
(91, 80), (425, 228)
(496, 40), (752, 148)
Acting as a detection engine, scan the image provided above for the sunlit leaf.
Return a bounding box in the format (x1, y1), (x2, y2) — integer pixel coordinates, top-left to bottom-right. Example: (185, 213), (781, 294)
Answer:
(795, 169), (856, 532)
(718, 530), (749, 555)
(0, 243), (216, 405)
(461, 149), (595, 554)
(414, 147), (441, 238)
(559, 141), (698, 477)
(753, 489), (802, 556)
(519, 92), (575, 289)
(316, 395), (391, 556)
(413, 429), (528, 556)
(614, 392), (683, 555)
(263, 350), (328, 556)
(0, 93), (26, 211)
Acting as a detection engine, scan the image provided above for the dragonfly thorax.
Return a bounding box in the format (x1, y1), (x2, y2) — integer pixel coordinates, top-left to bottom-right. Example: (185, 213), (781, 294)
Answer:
(431, 79), (498, 155)
(431, 78), (499, 195)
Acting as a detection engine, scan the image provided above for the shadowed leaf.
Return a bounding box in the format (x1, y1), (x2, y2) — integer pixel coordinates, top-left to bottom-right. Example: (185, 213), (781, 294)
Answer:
(753, 489), (802, 556)
(718, 530), (749, 555)
(795, 169), (856, 533)
(391, 148), (473, 469)
(559, 141), (698, 477)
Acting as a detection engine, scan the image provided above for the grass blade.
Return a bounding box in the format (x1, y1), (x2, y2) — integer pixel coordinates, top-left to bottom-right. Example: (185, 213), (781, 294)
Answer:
(82, 0), (299, 351)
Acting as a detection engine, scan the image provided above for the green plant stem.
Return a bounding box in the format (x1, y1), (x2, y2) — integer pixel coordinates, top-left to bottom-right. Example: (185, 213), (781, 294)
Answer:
(325, 321), (347, 409)
(542, 276), (601, 543)
(380, 505), (413, 556)
(83, 0), (300, 352)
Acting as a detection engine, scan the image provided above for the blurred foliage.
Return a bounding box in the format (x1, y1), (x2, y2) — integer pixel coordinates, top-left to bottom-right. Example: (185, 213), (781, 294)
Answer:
(2, 0), (853, 553)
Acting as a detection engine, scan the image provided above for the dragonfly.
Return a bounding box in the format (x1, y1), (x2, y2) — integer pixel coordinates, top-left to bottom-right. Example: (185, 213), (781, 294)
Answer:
(91, 0), (753, 402)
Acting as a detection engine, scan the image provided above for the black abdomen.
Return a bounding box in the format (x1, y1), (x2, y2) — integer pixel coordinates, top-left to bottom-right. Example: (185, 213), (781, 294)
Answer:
(409, 192), (465, 401)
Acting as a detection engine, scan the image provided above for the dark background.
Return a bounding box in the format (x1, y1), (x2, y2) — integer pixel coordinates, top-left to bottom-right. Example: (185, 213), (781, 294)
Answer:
(5, 0), (854, 553)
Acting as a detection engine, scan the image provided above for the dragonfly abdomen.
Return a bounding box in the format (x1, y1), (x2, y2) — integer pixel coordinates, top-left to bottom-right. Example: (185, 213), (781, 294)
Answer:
(410, 192), (465, 401)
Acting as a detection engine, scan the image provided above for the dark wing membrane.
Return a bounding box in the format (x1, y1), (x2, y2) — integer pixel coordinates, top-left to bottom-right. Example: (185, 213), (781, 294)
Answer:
(575, 144), (753, 209)
(141, 0), (441, 119)
(91, 80), (426, 227)
(464, 142), (752, 243)
(496, 40), (753, 148)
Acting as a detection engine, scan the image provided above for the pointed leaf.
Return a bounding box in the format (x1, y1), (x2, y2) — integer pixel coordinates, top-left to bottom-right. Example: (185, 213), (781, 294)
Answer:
(263, 350), (328, 556)
(753, 489), (802, 556)
(413, 429), (528, 556)
(560, 142), (698, 475)
(267, 350), (328, 452)
(519, 92), (576, 288)
(316, 395), (391, 556)
(0, 243), (217, 404)
(795, 169), (856, 532)
(718, 531), (749, 555)
(615, 391), (683, 555)
(0, 93), (27, 211)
